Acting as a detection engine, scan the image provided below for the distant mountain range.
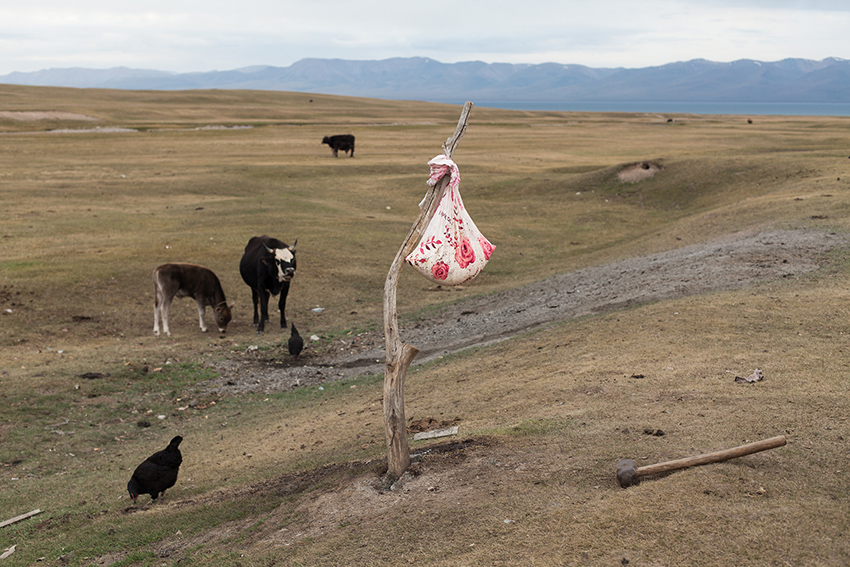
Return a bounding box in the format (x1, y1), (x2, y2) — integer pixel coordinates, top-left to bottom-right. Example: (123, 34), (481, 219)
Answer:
(2, 57), (849, 104)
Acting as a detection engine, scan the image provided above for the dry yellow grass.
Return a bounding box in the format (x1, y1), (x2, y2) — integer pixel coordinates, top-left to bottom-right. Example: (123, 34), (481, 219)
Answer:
(1, 85), (850, 566)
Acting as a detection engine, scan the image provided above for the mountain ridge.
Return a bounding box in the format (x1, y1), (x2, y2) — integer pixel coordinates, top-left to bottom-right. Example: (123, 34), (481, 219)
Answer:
(2, 56), (848, 103)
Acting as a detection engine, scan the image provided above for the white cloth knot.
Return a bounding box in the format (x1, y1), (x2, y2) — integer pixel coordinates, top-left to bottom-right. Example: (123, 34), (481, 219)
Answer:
(427, 154), (460, 190)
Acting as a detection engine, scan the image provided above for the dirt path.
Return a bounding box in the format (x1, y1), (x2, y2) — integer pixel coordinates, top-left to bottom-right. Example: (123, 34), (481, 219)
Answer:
(203, 229), (847, 395)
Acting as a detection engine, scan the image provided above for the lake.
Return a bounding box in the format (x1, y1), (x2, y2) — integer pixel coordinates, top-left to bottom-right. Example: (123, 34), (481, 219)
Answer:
(470, 101), (850, 116)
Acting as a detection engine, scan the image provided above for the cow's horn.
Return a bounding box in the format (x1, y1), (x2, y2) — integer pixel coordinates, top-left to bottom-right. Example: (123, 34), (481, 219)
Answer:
(289, 238), (298, 250)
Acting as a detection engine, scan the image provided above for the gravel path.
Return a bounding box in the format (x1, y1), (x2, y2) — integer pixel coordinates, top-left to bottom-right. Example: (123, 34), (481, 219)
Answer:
(203, 229), (847, 395)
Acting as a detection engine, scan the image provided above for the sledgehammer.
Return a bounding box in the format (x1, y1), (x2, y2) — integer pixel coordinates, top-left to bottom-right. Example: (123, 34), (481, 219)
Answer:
(616, 435), (786, 488)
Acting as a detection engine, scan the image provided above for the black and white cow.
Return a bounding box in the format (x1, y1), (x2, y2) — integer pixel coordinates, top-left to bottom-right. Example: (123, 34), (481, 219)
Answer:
(239, 235), (297, 334)
(153, 263), (232, 336)
(322, 134), (355, 157)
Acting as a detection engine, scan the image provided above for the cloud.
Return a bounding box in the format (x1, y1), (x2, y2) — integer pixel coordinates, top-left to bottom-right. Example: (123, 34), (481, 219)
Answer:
(0, 1), (847, 74)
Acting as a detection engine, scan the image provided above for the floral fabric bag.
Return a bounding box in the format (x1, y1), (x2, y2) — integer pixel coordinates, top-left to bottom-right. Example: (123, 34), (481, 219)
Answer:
(405, 155), (495, 285)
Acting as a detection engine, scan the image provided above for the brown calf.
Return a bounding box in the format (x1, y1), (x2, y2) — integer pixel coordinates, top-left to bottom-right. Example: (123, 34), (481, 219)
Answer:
(153, 263), (232, 336)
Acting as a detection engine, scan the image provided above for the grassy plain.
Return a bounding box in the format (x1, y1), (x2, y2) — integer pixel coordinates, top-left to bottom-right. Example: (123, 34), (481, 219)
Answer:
(1, 85), (850, 566)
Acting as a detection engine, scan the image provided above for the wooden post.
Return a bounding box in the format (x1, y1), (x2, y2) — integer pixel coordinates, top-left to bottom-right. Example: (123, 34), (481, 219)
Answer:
(382, 102), (473, 481)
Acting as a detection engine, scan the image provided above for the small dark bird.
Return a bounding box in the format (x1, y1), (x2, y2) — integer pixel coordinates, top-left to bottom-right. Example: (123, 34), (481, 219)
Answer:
(288, 323), (304, 359)
(127, 435), (183, 503)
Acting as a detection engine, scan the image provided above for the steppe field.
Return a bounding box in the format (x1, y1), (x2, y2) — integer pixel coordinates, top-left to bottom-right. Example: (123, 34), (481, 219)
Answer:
(1, 84), (850, 566)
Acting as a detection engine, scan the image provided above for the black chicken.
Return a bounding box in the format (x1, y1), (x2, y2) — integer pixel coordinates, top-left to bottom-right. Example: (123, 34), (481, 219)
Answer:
(288, 323), (304, 359)
(127, 435), (183, 503)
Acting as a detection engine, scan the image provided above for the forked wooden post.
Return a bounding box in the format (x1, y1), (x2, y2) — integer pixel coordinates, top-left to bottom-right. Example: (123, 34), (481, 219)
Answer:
(382, 102), (473, 481)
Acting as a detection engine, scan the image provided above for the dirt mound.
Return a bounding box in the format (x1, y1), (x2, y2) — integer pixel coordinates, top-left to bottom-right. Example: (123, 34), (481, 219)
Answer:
(618, 160), (663, 183)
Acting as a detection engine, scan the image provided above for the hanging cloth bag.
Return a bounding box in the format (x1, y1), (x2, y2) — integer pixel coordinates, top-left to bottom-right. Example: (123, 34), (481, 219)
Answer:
(405, 155), (495, 285)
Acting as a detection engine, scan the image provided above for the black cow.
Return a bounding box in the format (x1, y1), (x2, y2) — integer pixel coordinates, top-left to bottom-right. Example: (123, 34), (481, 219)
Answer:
(322, 134), (355, 157)
(239, 235), (297, 334)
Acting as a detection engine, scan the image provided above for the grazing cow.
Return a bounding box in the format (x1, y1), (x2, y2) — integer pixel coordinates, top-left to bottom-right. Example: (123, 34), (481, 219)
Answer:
(322, 134), (355, 157)
(239, 235), (297, 334)
(153, 263), (232, 337)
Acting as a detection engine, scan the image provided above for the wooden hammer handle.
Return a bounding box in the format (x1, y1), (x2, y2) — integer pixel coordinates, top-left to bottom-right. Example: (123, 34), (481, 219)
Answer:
(637, 435), (786, 477)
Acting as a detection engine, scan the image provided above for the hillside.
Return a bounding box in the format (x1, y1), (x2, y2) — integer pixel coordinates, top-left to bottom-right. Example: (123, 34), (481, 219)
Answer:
(2, 56), (849, 103)
(1, 86), (849, 566)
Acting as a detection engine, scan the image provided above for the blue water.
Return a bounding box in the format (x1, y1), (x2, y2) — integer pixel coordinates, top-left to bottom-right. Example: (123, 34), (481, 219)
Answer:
(471, 100), (850, 116)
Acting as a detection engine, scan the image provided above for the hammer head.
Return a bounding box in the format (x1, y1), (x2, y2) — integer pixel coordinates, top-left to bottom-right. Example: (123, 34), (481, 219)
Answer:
(616, 458), (639, 488)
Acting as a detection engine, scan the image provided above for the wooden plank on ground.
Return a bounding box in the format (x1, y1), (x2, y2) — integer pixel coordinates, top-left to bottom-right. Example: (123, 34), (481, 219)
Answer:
(413, 426), (459, 441)
(0, 509), (42, 529)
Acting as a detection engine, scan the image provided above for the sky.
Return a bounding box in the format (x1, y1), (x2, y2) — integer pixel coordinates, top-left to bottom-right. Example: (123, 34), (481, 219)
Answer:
(1, 0), (848, 75)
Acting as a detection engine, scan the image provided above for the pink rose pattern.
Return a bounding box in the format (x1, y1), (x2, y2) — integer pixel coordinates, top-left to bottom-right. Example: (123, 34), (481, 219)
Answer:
(455, 236), (476, 269)
(431, 261), (449, 280)
(405, 155), (494, 285)
(478, 236), (495, 260)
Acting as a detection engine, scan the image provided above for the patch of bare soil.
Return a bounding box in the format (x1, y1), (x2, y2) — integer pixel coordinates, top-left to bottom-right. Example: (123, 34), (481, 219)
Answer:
(0, 111), (99, 121)
(250, 438), (502, 551)
(202, 228), (848, 395)
(618, 160), (663, 183)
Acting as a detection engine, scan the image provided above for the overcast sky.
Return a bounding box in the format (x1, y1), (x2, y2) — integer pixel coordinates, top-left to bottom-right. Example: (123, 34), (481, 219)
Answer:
(1, 0), (848, 75)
